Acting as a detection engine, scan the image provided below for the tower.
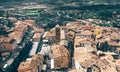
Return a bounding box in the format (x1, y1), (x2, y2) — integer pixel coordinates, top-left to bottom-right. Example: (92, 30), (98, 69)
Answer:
(55, 24), (60, 44)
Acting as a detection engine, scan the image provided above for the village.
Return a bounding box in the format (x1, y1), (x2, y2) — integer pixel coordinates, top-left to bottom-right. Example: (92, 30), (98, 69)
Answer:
(0, 16), (120, 72)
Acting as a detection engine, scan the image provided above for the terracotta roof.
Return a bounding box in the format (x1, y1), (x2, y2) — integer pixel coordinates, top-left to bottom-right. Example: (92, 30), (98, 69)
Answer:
(24, 20), (36, 25)
(60, 40), (68, 46)
(0, 37), (4, 43)
(9, 23), (28, 41)
(18, 59), (34, 70)
(33, 33), (42, 39)
(18, 54), (43, 71)
(116, 59), (120, 65)
(33, 27), (44, 33)
(0, 36), (12, 43)
(51, 45), (69, 58)
(9, 31), (23, 39)
(80, 30), (93, 35)
(32, 54), (44, 66)
(14, 24), (27, 32)
(43, 31), (55, 38)
(100, 55), (114, 63)
(94, 59), (109, 68)
(66, 22), (81, 26)
(110, 32), (120, 40)
(15, 20), (23, 26)
(79, 39), (93, 44)
(8, 17), (17, 22)
(43, 28), (56, 38)
(75, 52), (99, 68)
(102, 66), (117, 72)
(108, 41), (120, 46)
(32, 54), (44, 61)
(84, 24), (93, 30)
(66, 22), (82, 30)
(75, 37), (94, 46)
(117, 47), (120, 51)
(98, 39), (107, 43)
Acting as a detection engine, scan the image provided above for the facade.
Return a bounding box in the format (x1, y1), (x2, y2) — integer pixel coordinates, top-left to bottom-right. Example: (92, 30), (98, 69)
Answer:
(39, 44), (52, 59)
(78, 30), (95, 39)
(74, 36), (96, 53)
(60, 29), (68, 46)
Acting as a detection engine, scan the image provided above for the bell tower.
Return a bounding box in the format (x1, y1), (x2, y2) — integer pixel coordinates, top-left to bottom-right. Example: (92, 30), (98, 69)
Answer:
(55, 24), (60, 44)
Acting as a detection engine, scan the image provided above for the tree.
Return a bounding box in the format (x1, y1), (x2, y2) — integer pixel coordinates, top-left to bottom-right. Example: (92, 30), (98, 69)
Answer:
(0, 25), (7, 35)
(0, 18), (14, 29)
(112, 22), (120, 28)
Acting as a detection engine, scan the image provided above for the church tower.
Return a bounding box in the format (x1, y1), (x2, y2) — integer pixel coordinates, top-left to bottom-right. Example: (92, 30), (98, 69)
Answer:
(55, 24), (60, 44)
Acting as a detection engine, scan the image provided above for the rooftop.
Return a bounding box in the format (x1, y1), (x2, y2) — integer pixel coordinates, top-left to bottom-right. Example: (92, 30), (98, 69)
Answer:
(80, 30), (93, 35)
(51, 45), (69, 58)
(32, 33), (42, 39)
(18, 59), (34, 71)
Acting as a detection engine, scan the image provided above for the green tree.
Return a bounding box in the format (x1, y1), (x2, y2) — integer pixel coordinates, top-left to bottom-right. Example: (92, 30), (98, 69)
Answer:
(0, 19), (14, 29)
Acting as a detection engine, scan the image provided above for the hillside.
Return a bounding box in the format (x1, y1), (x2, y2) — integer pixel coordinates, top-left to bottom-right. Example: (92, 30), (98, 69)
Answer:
(1, 0), (120, 5)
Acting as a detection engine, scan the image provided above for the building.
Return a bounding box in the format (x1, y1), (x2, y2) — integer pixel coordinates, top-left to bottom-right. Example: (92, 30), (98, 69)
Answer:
(8, 17), (17, 23)
(33, 27), (44, 34)
(18, 59), (37, 72)
(29, 42), (39, 56)
(74, 52), (99, 69)
(78, 30), (95, 39)
(24, 20), (36, 25)
(0, 36), (17, 56)
(51, 45), (70, 69)
(18, 54), (43, 72)
(55, 24), (61, 44)
(9, 22), (28, 43)
(43, 30), (56, 44)
(97, 39), (109, 52)
(93, 29), (103, 36)
(93, 58), (117, 72)
(32, 33), (42, 42)
(42, 24), (61, 44)
(60, 29), (68, 46)
(74, 36), (96, 53)
(39, 44), (52, 59)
